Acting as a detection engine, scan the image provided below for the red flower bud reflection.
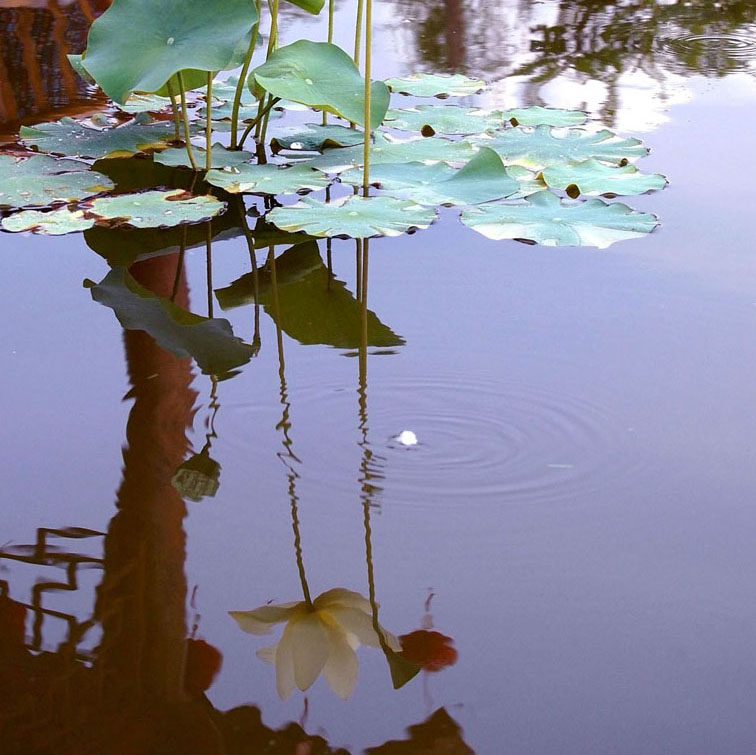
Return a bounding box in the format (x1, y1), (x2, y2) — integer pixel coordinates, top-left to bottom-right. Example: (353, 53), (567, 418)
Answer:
(398, 630), (457, 672)
(183, 638), (223, 697)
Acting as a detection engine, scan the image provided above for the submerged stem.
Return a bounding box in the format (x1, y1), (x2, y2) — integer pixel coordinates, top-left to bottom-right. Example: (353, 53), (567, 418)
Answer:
(177, 71), (198, 171)
(362, 0), (372, 196)
(230, 0), (262, 149)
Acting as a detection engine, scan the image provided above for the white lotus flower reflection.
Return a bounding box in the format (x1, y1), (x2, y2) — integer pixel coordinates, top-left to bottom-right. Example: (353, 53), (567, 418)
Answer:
(230, 587), (400, 700)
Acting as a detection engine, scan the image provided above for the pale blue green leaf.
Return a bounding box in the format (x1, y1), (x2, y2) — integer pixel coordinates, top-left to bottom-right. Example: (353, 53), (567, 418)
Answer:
(542, 159), (668, 197)
(1, 208), (95, 235)
(205, 163), (330, 194)
(385, 73), (485, 98)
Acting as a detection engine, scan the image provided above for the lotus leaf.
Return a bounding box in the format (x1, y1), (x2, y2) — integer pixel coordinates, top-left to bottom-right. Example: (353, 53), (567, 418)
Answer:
(205, 163), (330, 195)
(85, 267), (254, 376)
(80, 0), (259, 103)
(477, 125), (648, 170)
(154, 144), (254, 169)
(20, 116), (181, 160)
(1, 209), (95, 235)
(339, 147), (524, 206)
(153, 70), (210, 97)
(201, 100), (264, 122)
(270, 123), (364, 152)
(252, 41), (389, 129)
(267, 195), (435, 238)
(0, 154), (114, 209)
(306, 135), (477, 173)
(460, 190), (658, 248)
(82, 189), (226, 228)
(501, 107), (587, 127)
(119, 93), (173, 114)
(384, 73), (485, 98)
(541, 159), (668, 197)
(384, 105), (501, 135)
(283, 0), (325, 12)
(210, 75), (257, 104)
(67, 54), (95, 85)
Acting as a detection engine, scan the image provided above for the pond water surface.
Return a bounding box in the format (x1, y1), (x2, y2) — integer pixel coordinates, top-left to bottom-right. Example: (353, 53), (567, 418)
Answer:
(2, 1), (756, 753)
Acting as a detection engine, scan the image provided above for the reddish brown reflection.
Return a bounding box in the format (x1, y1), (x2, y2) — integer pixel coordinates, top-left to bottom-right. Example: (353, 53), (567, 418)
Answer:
(399, 629), (458, 672)
(366, 708), (473, 755)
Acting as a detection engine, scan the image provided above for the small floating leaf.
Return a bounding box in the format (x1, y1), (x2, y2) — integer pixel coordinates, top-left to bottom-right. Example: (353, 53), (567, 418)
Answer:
(20, 115), (181, 160)
(205, 163), (330, 195)
(83, 189), (225, 228)
(384, 105), (501, 135)
(270, 123), (365, 152)
(201, 100), (266, 122)
(461, 190), (658, 248)
(252, 41), (389, 129)
(154, 143), (254, 169)
(119, 93), (173, 114)
(267, 195), (435, 238)
(385, 73), (485, 98)
(541, 159), (668, 196)
(0, 154), (114, 209)
(1, 208), (95, 235)
(501, 107), (587, 127)
(85, 267), (254, 376)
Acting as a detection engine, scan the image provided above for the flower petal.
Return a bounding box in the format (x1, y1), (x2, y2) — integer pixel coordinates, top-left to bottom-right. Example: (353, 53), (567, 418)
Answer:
(322, 621), (359, 699)
(274, 619), (297, 700)
(256, 644), (277, 665)
(325, 606), (401, 650)
(313, 587), (371, 612)
(289, 612), (330, 692)
(228, 602), (301, 635)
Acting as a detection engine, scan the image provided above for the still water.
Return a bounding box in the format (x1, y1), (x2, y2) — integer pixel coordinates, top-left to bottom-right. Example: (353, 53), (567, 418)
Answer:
(2, 1), (756, 753)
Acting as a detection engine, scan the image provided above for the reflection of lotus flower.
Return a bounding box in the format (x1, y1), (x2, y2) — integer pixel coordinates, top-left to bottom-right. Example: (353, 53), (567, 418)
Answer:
(399, 630), (457, 672)
(230, 587), (399, 700)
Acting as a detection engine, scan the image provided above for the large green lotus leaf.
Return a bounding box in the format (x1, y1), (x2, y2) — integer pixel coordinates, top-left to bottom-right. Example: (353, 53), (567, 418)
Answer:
(80, 0), (259, 104)
(119, 93), (172, 114)
(67, 54), (95, 85)
(283, 0), (324, 12)
(205, 163), (330, 194)
(1, 208), (95, 235)
(267, 195), (435, 238)
(385, 73), (485, 98)
(339, 147), (523, 206)
(0, 154), (114, 209)
(82, 189), (226, 228)
(384, 105), (501, 135)
(217, 242), (404, 348)
(461, 190), (658, 248)
(270, 123), (365, 152)
(20, 116), (181, 159)
(252, 41), (389, 129)
(85, 267), (254, 376)
(542, 159), (668, 197)
(477, 125), (648, 170)
(154, 143), (254, 169)
(306, 135), (477, 173)
(153, 69), (210, 97)
(502, 107), (587, 127)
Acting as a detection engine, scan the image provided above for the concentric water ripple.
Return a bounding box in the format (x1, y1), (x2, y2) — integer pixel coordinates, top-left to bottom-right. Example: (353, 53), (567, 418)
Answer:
(658, 32), (756, 73)
(222, 374), (644, 507)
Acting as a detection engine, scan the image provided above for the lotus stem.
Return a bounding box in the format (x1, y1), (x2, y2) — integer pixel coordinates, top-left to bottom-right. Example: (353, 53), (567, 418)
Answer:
(362, 0), (372, 196)
(206, 221), (213, 317)
(238, 96), (280, 150)
(176, 71), (198, 171)
(230, 0), (262, 149)
(253, 0), (280, 142)
(166, 80), (180, 141)
(354, 0), (364, 67)
(170, 226), (188, 302)
(205, 73), (213, 171)
(322, 0), (334, 126)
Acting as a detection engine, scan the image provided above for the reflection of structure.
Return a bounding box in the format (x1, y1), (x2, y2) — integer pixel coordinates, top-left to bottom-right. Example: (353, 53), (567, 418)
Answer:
(0, 0), (110, 137)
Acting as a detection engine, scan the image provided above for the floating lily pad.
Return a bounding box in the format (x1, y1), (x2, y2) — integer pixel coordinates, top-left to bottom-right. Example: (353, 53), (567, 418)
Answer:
(201, 100), (264, 122)
(154, 143), (254, 169)
(384, 105), (501, 135)
(340, 147), (524, 206)
(85, 267), (254, 376)
(205, 163), (330, 195)
(461, 190), (658, 248)
(385, 73), (485, 98)
(0, 154), (114, 209)
(542, 159), (668, 197)
(210, 75), (258, 104)
(270, 123), (365, 152)
(501, 107), (587, 127)
(119, 93), (173, 114)
(267, 195), (435, 238)
(20, 115), (181, 160)
(477, 125), (648, 170)
(80, 0), (259, 103)
(1, 208), (95, 235)
(252, 41), (389, 129)
(83, 189), (225, 228)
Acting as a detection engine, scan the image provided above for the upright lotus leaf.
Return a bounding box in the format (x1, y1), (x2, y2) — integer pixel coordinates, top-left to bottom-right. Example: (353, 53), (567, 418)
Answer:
(20, 115), (183, 160)
(306, 135), (477, 173)
(154, 144), (254, 169)
(252, 41), (389, 129)
(205, 163), (330, 195)
(339, 148), (525, 206)
(0, 154), (114, 209)
(270, 124), (365, 152)
(385, 73), (485, 98)
(501, 107), (587, 127)
(119, 93), (173, 114)
(542, 159), (668, 197)
(1, 208), (95, 235)
(267, 195), (436, 238)
(283, 0), (325, 12)
(477, 125), (648, 170)
(85, 267), (254, 376)
(384, 106), (502, 135)
(217, 242), (404, 348)
(460, 190), (658, 248)
(82, 189), (226, 229)
(153, 70), (210, 97)
(80, 0), (259, 103)
(67, 54), (95, 85)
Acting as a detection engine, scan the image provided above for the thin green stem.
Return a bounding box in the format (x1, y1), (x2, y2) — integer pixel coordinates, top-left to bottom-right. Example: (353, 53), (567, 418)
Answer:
(166, 80), (180, 141)
(238, 96), (280, 150)
(205, 73), (213, 171)
(206, 221), (213, 318)
(362, 0), (372, 196)
(177, 71), (198, 172)
(323, 0), (334, 126)
(230, 0), (262, 149)
(254, 0), (279, 142)
(354, 0), (364, 67)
